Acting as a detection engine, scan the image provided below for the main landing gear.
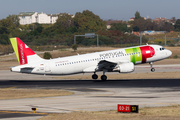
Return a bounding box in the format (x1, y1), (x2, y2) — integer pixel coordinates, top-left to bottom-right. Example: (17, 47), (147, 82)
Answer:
(149, 62), (155, 72)
(101, 75), (107, 81)
(92, 73), (98, 79)
(92, 69), (107, 81)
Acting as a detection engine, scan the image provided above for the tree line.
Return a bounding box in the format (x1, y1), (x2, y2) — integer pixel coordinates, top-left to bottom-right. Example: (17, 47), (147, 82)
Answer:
(1, 10), (179, 46)
(132, 11), (175, 32)
(110, 11), (178, 33)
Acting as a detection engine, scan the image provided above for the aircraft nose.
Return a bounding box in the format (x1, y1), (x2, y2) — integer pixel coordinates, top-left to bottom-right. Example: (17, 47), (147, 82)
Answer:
(167, 50), (172, 57)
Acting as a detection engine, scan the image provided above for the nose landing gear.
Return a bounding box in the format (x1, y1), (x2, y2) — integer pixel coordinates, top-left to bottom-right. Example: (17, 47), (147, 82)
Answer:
(149, 62), (155, 72)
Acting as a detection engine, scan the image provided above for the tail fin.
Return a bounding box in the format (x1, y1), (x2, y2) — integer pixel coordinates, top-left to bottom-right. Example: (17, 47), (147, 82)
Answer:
(10, 37), (43, 65)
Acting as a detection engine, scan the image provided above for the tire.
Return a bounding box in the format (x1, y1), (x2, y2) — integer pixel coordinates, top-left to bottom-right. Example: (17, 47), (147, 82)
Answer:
(151, 68), (155, 72)
(92, 74), (98, 79)
(101, 75), (107, 81)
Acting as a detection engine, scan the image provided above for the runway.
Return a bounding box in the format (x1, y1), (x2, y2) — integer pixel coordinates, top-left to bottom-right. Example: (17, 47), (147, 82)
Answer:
(0, 64), (180, 119)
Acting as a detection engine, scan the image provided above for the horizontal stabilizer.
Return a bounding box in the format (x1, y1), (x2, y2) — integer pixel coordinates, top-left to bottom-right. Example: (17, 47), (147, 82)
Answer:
(20, 67), (34, 73)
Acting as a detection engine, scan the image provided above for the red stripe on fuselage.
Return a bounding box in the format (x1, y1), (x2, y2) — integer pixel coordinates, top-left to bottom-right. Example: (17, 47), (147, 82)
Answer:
(140, 46), (155, 63)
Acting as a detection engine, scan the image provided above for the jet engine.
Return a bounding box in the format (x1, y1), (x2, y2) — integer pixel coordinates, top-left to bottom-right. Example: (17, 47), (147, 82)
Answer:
(113, 62), (134, 73)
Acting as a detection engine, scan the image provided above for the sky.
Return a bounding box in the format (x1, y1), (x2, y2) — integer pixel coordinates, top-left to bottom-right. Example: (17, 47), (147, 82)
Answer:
(0, 0), (180, 20)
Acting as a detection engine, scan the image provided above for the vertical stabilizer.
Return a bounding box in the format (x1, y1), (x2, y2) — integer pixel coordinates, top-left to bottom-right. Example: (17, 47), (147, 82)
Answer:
(10, 37), (43, 65)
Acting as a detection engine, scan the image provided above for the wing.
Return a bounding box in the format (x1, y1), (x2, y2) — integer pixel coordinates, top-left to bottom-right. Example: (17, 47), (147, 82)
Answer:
(83, 59), (130, 73)
(97, 60), (117, 71)
(97, 59), (130, 71)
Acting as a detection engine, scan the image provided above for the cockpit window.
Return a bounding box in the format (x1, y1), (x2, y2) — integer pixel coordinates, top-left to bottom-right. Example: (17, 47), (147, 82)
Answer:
(160, 47), (165, 51)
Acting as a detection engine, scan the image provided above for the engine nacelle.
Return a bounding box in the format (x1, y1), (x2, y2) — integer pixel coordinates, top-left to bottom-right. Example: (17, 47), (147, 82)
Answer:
(113, 62), (134, 73)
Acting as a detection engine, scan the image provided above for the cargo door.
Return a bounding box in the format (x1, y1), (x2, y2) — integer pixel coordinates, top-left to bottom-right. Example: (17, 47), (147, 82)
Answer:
(45, 62), (51, 72)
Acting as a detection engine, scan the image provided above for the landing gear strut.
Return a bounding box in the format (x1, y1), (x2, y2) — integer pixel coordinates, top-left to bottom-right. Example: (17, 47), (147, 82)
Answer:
(92, 70), (108, 81)
(101, 69), (107, 81)
(149, 62), (155, 72)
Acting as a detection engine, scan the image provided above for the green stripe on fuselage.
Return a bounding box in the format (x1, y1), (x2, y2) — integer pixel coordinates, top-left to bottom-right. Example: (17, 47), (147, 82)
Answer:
(125, 47), (142, 64)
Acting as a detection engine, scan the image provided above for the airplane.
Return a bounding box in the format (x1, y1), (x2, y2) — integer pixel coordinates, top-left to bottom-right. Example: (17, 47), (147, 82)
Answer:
(10, 37), (172, 81)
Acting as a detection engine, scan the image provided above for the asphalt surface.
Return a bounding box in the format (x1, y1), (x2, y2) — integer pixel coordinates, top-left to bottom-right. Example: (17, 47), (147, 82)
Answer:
(0, 79), (180, 89)
(0, 64), (180, 120)
(0, 111), (46, 120)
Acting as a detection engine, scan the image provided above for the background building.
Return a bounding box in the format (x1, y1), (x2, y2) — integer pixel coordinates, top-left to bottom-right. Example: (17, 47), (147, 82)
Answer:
(18, 12), (60, 25)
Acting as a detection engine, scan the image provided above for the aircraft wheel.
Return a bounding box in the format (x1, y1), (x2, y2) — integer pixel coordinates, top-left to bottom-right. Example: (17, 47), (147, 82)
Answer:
(151, 68), (155, 72)
(101, 75), (107, 81)
(92, 74), (98, 79)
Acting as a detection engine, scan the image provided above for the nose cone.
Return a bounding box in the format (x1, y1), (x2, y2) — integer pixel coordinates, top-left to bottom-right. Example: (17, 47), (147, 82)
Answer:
(167, 50), (172, 57)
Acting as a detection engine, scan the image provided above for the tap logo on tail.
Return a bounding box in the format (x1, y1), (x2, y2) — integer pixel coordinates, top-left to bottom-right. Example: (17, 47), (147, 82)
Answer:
(10, 37), (35, 65)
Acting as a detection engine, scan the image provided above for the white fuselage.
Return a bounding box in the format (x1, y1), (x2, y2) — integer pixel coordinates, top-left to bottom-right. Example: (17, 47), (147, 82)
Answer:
(11, 45), (172, 75)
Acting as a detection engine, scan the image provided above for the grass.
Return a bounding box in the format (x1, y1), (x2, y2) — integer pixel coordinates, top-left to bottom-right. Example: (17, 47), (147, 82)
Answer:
(165, 47), (180, 59)
(39, 105), (180, 120)
(174, 55), (178, 59)
(145, 32), (180, 38)
(146, 32), (180, 46)
(0, 88), (74, 100)
(47, 47), (180, 59)
(1, 46), (180, 60)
